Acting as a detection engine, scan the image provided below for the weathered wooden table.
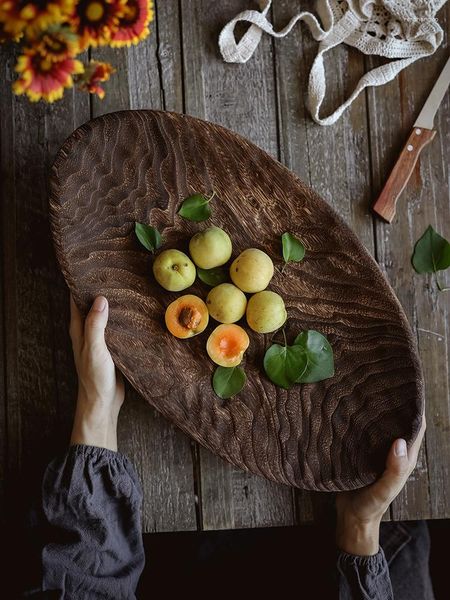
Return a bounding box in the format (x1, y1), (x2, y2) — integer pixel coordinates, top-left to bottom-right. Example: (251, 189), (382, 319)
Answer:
(1, 1), (449, 532)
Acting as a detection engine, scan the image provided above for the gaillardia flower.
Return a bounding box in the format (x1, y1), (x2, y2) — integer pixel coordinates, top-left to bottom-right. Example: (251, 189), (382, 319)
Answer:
(110, 0), (153, 47)
(13, 47), (84, 102)
(33, 24), (79, 61)
(0, 0), (75, 38)
(71, 0), (125, 48)
(77, 59), (114, 98)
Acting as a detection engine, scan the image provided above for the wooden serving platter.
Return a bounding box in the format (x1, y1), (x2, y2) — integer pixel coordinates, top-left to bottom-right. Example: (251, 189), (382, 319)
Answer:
(50, 110), (423, 491)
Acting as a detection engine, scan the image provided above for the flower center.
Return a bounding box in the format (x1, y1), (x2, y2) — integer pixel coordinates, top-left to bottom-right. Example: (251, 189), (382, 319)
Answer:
(86, 2), (105, 22)
(34, 55), (53, 72)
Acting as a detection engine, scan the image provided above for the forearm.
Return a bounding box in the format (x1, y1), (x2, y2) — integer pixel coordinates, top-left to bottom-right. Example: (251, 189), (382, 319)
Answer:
(336, 513), (380, 556)
(70, 391), (120, 451)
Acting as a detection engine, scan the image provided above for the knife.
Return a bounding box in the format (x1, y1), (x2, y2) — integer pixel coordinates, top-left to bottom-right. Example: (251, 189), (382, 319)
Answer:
(373, 56), (450, 223)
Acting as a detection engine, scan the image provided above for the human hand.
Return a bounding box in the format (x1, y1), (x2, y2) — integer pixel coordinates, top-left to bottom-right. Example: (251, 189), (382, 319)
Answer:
(336, 415), (426, 556)
(69, 295), (125, 451)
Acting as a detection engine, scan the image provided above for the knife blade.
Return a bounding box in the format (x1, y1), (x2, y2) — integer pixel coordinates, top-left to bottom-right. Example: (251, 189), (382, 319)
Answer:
(373, 56), (450, 223)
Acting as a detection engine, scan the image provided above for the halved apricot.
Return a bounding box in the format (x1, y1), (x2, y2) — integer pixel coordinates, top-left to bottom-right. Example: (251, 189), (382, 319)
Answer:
(165, 294), (209, 339)
(206, 324), (250, 367)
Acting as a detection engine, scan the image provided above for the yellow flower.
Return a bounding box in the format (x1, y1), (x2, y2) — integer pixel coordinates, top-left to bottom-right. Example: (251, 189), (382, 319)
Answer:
(13, 46), (84, 102)
(71, 0), (126, 48)
(77, 59), (114, 98)
(110, 0), (153, 47)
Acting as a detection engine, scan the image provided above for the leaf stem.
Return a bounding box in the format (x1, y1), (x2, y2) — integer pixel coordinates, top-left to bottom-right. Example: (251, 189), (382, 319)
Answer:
(207, 190), (217, 203)
(282, 328), (287, 347)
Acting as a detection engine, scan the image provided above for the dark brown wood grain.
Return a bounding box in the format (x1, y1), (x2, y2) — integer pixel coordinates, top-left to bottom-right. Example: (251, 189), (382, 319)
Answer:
(50, 109), (423, 491)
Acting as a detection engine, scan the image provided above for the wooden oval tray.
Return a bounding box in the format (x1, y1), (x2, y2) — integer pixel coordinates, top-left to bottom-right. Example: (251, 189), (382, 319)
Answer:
(50, 110), (423, 491)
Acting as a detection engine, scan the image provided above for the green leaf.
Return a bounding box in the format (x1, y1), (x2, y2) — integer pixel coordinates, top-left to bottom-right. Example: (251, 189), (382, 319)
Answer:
(293, 330), (334, 383)
(135, 222), (162, 253)
(412, 225), (450, 274)
(197, 266), (228, 286)
(281, 232), (305, 263)
(212, 366), (246, 399)
(263, 343), (307, 390)
(178, 193), (213, 222)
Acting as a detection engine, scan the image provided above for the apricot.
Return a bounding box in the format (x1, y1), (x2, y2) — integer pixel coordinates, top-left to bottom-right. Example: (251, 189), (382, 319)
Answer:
(153, 249), (196, 292)
(206, 324), (250, 367)
(206, 283), (247, 324)
(189, 226), (232, 269)
(230, 248), (274, 293)
(246, 290), (287, 333)
(165, 295), (209, 338)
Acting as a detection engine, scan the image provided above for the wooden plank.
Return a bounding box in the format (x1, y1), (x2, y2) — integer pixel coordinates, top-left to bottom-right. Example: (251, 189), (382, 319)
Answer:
(369, 7), (449, 519)
(0, 46), (14, 526)
(365, 22), (450, 518)
(419, 12), (450, 517)
(0, 51), (91, 523)
(180, 0), (295, 530)
(91, 3), (197, 532)
(272, 1), (375, 521)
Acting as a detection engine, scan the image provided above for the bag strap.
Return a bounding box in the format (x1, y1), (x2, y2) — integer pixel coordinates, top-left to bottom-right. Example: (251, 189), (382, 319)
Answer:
(218, 0), (438, 126)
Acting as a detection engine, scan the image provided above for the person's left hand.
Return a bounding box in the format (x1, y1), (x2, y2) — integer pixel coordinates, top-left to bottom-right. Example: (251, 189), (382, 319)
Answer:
(70, 295), (124, 451)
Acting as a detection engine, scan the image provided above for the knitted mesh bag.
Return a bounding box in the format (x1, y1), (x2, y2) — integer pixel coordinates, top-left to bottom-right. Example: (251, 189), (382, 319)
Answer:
(219, 0), (447, 125)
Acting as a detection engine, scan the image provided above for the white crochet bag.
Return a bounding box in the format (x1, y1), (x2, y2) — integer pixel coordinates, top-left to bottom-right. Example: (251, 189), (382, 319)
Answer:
(219, 0), (447, 125)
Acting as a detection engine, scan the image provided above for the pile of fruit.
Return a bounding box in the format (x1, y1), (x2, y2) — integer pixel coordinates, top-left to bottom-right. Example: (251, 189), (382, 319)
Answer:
(135, 192), (334, 399)
(153, 226), (286, 369)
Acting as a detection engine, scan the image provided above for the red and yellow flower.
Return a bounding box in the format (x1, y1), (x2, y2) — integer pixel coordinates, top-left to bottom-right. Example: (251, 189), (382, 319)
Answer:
(71, 0), (125, 48)
(0, 0), (75, 38)
(13, 46), (84, 102)
(110, 0), (152, 47)
(77, 59), (114, 98)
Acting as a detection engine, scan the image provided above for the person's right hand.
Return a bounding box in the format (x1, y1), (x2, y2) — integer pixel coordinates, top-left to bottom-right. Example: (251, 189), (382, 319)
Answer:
(69, 295), (124, 451)
(336, 414), (426, 555)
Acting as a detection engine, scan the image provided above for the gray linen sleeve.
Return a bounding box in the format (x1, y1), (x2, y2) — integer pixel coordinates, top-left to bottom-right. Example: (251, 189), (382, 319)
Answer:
(338, 548), (393, 600)
(41, 444), (145, 599)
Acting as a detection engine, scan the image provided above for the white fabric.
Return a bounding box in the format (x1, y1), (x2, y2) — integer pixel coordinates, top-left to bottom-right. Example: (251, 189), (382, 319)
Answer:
(219, 0), (447, 125)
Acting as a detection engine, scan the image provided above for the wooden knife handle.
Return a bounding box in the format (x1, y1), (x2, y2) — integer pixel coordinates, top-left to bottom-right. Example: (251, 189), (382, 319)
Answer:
(372, 127), (436, 223)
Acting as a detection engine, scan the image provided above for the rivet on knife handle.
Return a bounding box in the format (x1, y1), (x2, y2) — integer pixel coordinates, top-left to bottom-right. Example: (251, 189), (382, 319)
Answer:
(372, 127), (436, 223)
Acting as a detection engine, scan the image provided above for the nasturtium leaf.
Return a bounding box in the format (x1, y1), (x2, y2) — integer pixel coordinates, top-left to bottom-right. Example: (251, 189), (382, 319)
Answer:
(412, 225), (450, 274)
(197, 266), (228, 287)
(281, 232), (305, 263)
(135, 222), (162, 253)
(293, 330), (334, 383)
(212, 366), (246, 399)
(263, 343), (307, 390)
(178, 193), (212, 222)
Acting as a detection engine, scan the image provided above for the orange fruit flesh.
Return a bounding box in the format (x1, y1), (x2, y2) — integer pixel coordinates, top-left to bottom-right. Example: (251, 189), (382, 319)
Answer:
(218, 335), (242, 361)
(207, 324), (249, 367)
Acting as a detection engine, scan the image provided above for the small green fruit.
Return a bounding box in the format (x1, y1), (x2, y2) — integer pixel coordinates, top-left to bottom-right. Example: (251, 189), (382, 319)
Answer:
(246, 290), (287, 333)
(230, 248), (274, 293)
(206, 283), (247, 324)
(153, 249), (196, 292)
(189, 226), (232, 269)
